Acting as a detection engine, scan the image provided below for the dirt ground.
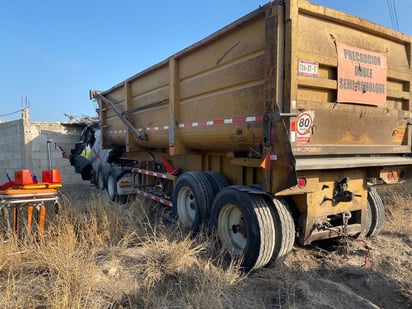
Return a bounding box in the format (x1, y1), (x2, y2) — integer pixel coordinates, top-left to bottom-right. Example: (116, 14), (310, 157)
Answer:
(60, 182), (412, 309)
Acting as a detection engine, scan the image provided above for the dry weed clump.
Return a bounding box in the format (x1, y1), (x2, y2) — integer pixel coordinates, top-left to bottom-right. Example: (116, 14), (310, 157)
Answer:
(378, 180), (412, 235)
(0, 223), (103, 308)
(130, 233), (244, 308)
(0, 192), (243, 308)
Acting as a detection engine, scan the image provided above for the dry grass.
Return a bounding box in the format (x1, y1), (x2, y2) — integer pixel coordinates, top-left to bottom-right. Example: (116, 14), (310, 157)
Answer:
(0, 192), (243, 308)
(0, 181), (411, 308)
(378, 181), (412, 235)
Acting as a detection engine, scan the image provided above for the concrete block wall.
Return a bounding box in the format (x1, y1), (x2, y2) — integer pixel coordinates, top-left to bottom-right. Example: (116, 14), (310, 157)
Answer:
(0, 109), (85, 185)
(26, 121), (84, 184)
(0, 119), (25, 183)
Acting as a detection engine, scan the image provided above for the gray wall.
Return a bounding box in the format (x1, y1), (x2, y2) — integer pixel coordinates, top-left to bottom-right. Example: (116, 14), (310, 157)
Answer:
(0, 109), (84, 185)
(0, 119), (25, 183)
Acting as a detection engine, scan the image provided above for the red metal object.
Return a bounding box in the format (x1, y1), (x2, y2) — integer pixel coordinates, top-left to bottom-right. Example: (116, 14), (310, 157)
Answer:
(1, 168), (61, 241)
(42, 169), (62, 183)
(161, 156), (180, 175)
(14, 170), (34, 185)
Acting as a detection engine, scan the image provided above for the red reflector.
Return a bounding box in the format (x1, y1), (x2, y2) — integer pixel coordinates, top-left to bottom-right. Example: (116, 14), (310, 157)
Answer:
(387, 171), (393, 180)
(298, 177), (307, 189)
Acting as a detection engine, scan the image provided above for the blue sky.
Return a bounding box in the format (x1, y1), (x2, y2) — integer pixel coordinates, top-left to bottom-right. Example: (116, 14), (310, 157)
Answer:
(1, 0), (411, 122)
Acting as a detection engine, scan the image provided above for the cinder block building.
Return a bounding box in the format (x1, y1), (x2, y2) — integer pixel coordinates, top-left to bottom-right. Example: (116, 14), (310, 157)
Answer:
(0, 109), (85, 185)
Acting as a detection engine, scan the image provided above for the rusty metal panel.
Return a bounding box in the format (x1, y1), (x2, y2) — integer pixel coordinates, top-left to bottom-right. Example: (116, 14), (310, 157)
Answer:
(177, 15), (266, 152)
(288, 0), (412, 156)
(179, 16), (265, 80)
(98, 7), (269, 152)
(294, 169), (367, 245)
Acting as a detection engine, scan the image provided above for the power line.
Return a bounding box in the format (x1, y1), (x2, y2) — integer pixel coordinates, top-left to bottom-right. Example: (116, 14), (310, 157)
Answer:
(387, 0), (400, 31)
(0, 108), (27, 118)
(0, 97), (31, 118)
(392, 0), (399, 31)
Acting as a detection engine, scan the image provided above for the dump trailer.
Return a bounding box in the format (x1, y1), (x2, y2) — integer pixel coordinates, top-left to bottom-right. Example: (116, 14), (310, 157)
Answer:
(88, 0), (412, 270)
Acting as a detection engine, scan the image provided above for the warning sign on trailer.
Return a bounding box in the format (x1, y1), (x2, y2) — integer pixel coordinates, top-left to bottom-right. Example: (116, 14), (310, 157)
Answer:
(336, 42), (387, 106)
(296, 111), (314, 144)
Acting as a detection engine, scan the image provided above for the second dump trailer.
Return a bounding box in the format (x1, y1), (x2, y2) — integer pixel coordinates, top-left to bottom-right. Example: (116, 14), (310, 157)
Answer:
(85, 0), (412, 270)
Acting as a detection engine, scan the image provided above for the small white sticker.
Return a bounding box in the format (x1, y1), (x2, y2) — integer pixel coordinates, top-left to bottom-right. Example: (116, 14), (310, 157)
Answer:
(290, 131), (296, 143)
(298, 60), (319, 77)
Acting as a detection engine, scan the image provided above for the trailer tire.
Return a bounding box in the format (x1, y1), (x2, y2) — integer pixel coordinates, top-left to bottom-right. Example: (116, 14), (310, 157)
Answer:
(107, 171), (130, 204)
(107, 172), (118, 202)
(203, 171), (229, 195)
(97, 165), (106, 190)
(211, 187), (276, 271)
(267, 198), (295, 266)
(172, 172), (214, 232)
(365, 188), (385, 237)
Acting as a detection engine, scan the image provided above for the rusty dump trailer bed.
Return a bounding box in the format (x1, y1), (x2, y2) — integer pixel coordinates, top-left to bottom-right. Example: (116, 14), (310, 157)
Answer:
(90, 0), (412, 270)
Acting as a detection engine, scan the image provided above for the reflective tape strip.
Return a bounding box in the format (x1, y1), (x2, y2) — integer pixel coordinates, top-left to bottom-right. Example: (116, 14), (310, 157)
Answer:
(108, 115), (263, 135)
(136, 189), (172, 207)
(132, 168), (168, 179)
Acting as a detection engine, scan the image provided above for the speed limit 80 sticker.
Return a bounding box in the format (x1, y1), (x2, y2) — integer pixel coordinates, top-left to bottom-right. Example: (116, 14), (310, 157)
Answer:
(297, 112), (314, 135)
(291, 111), (315, 144)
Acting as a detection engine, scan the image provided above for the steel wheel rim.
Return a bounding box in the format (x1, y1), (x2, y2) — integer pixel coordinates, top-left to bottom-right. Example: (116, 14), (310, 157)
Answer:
(177, 186), (196, 226)
(218, 203), (247, 255)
